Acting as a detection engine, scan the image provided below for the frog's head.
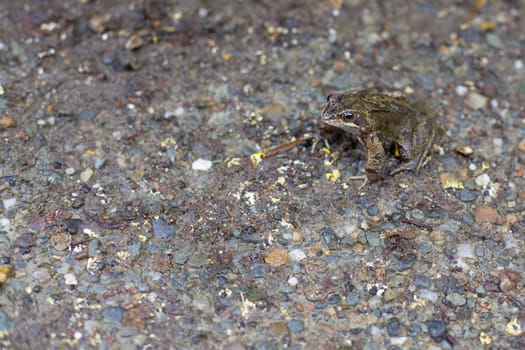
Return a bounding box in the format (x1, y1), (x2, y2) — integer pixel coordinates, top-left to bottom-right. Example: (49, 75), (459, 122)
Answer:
(321, 92), (371, 135)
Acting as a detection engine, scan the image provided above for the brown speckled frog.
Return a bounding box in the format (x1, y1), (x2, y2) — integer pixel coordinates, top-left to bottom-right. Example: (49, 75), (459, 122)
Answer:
(321, 89), (439, 185)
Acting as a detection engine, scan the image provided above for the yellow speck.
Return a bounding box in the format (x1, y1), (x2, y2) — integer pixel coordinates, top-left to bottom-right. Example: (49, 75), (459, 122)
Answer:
(86, 149), (96, 155)
(439, 173), (464, 189)
(479, 332), (491, 345)
(480, 21), (495, 31)
(223, 53), (233, 61)
(321, 147), (332, 155)
(326, 168), (340, 182)
(324, 158), (334, 167)
(394, 143), (400, 157)
(117, 251), (131, 259)
(276, 176), (286, 185)
(481, 161), (490, 170)
(147, 106), (155, 114)
(403, 86), (414, 94)
(227, 157), (241, 167)
(506, 317), (522, 336)
(0, 266), (10, 283)
(47, 105), (53, 113)
(250, 152), (265, 165)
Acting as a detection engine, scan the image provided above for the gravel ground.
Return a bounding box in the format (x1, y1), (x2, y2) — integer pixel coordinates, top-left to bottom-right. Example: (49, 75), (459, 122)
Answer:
(0, 1), (524, 349)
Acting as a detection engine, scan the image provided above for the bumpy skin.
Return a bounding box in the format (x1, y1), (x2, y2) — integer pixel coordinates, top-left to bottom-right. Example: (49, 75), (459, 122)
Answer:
(321, 89), (438, 182)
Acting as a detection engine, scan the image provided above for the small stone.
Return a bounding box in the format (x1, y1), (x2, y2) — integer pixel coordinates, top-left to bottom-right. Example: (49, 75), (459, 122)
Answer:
(386, 317), (402, 337)
(414, 274), (432, 289)
(0, 309), (11, 333)
(192, 158), (212, 171)
(458, 188), (478, 202)
(457, 243), (475, 259)
(366, 232), (381, 246)
(446, 292), (466, 306)
(103, 306), (124, 324)
(63, 218), (82, 234)
(65, 167), (76, 175)
(192, 295), (210, 311)
(499, 276), (514, 292)
(455, 85), (468, 96)
(287, 275), (298, 287)
(0, 115), (16, 130)
(80, 168), (94, 182)
(465, 91), (487, 110)
(475, 173), (490, 188)
(265, 247), (288, 267)
(50, 231), (72, 251)
(152, 219), (177, 238)
(1, 197), (16, 210)
(455, 145), (473, 156)
(288, 249), (306, 262)
(64, 273), (77, 286)
(426, 320), (447, 341)
(320, 227), (336, 246)
(250, 264), (269, 278)
(89, 13), (111, 32)
(93, 156), (106, 169)
(287, 319), (304, 334)
(125, 34), (144, 50)
(474, 205), (503, 225)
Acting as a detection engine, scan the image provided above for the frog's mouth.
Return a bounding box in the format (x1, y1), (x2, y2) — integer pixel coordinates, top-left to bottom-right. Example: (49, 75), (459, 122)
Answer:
(321, 114), (360, 134)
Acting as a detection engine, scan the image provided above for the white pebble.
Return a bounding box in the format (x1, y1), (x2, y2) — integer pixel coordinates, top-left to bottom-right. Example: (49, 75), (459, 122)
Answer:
(465, 91), (487, 110)
(455, 85), (468, 96)
(475, 173), (490, 188)
(457, 243), (475, 259)
(64, 273), (78, 286)
(490, 99), (498, 109)
(192, 158), (212, 171)
(469, 163), (477, 171)
(65, 167), (76, 175)
(2, 197), (16, 210)
(288, 249), (306, 262)
(164, 106), (185, 119)
(0, 218), (9, 229)
(515, 59), (523, 69)
(80, 168), (93, 182)
(493, 138), (503, 147)
(419, 289), (438, 302)
(287, 275), (299, 287)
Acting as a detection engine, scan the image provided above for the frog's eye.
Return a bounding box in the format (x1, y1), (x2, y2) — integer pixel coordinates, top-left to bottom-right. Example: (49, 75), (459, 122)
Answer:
(340, 111), (354, 121)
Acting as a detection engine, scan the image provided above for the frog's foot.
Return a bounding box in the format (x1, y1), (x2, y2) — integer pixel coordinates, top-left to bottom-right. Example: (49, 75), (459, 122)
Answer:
(390, 152), (431, 176)
(310, 134), (331, 154)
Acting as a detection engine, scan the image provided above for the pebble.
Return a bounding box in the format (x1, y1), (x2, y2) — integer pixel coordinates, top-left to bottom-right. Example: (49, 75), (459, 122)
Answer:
(152, 219), (177, 238)
(287, 319), (304, 333)
(414, 274), (432, 289)
(63, 218), (82, 234)
(366, 232), (382, 247)
(458, 188), (478, 202)
(287, 275), (298, 287)
(465, 91), (488, 110)
(0, 115), (16, 130)
(426, 320), (447, 341)
(474, 205), (503, 225)
(446, 292), (466, 306)
(320, 227), (336, 246)
(1, 197), (16, 210)
(172, 245), (194, 265)
(456, 243), (474, 259)
(80, 168), (94, 182)
(386, 317), (402, 337)
(192, 158), (212, 171)
(475, 173), (490, 188)
(103, 306), (124, 324)
(250, 264), (269, 278)
(64, 273), (78, 286)
(264, 247), (288, 267)
(455, 85), (468, 96)
(288, 249), (306, 262)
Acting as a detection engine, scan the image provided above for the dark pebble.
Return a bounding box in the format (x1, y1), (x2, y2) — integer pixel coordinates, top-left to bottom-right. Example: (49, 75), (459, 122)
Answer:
(396, 253), (416, 271)
(426, 319), (446, 341)
(80, 184), (91, 193)
(458, 188), (478, 202)
(253, 340), (277, 350)
(327, 294), (341, 305)
(408, 322), (422, 335)
(71, 198), (84, 209)
(1, 256), (10, 264)
(103, 306), (124, 324)
(287, 319), (304, 333)
(386, 317), (402, 337)
(320, 227), (336, 246)
(14, 232), (35, 248)
(366, 205), (379, 216)
(5, 209), (16, 218)
(250, 264), (269, 278)
(63, 218), (82, 234)
(152, 219), (177, 238)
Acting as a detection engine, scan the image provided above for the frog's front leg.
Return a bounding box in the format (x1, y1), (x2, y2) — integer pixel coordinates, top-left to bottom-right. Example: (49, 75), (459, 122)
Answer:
(364, 133), (387, 181)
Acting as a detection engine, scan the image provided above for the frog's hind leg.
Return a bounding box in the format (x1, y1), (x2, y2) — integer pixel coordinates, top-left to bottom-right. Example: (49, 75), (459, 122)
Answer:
(390, 130), (436, 175)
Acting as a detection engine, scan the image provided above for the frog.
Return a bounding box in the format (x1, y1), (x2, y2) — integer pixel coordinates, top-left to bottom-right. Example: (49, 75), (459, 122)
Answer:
(320, 89), (439, 185)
